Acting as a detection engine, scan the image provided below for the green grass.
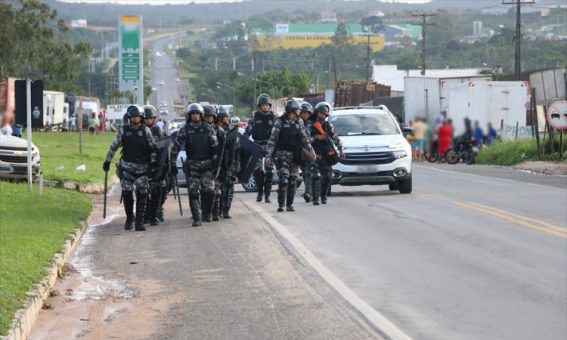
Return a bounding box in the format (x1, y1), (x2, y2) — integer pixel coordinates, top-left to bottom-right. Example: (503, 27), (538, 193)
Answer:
(33, 132), (115, 185)
(476, 139), (566, 166)
(0, 182), (91, 335)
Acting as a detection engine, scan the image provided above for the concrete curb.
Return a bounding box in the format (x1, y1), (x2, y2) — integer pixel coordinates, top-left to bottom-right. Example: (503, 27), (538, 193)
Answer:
(2, 220), (88, 340)
(240, 199), (412, 340)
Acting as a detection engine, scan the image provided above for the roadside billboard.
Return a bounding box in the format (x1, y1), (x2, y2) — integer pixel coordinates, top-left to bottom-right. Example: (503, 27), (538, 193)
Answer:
(118, 15), (143, 106)
(250, 34), (385, 52)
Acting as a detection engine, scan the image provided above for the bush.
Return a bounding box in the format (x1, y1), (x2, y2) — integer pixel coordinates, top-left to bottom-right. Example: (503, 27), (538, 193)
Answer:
(476, 139), (538, 166)
(476, 139), (566, 165)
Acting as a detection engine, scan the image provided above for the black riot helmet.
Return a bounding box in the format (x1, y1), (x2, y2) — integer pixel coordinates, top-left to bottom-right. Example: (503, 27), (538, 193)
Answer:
(217, 106), (230, 119)
(285, 100), (301, 114)
(256, 93), (272, 107)
(300, 102), (313, 114)
(127, 105), (143, 118)
(186, 103), (204, 120)
(203, 104), (217, 118)
(314, 102), (332, 116)
(143, 105), (158, 119)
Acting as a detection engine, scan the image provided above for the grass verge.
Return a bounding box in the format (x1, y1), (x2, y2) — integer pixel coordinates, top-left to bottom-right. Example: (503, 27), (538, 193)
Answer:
(0, 182), (92, 335)
(476, 139), (566, 166)
(33, 132), (115, 185)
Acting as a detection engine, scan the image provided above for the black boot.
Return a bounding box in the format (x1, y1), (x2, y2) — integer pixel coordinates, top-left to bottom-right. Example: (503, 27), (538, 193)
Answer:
(201, 192), (214, 223)
(135, 192), (147, 231)
(143, 195), (151, 224)
(321, 177), (330, 204)
(123, 191), (134, 230)
(255, 172), (264, 202)
(286, 181), (296, 212)
(303, 172), (312, 203)
(277, 183), (286, 212)
(212, 190), (221, 221)
(312, 177), (321, 206)
(149, 190), (161, 226)
(189, 195), (202, 227)
(264, 172), (273, 203)
(222, 182), (234, 219)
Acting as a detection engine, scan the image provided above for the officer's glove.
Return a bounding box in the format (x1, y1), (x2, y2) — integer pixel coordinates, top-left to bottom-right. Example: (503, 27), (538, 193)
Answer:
(103, 160), (110, 172)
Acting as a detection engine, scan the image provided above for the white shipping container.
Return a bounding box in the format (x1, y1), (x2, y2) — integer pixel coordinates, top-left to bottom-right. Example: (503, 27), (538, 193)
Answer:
(447, 81), (531, 139)
(42, 91), (65, 129)
(404, 75), (491, 127)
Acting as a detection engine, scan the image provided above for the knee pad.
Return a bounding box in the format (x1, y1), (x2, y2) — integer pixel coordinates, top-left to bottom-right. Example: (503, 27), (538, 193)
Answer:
(189, 188), (200, 200)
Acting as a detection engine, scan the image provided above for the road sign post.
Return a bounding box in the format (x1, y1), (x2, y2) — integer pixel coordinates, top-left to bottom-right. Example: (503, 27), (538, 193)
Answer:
(26, 79), (32, 192)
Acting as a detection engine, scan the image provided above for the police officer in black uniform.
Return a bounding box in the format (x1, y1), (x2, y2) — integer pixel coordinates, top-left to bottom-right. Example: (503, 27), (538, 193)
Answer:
(311, 102), (344, 205)
(265, 100), (315, 212)
(203, 104), (225, 221)
(217, 106), (240, 218)
(244, 94), (276, 203)
(171, 103), (219, 226)
(143, 105), (166, 226)
(104, 106), (156, 231)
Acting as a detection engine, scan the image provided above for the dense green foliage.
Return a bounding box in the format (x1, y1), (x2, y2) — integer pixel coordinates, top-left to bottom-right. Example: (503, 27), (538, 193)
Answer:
(476, 139), (565, 166)
(0, 182), (91, 335)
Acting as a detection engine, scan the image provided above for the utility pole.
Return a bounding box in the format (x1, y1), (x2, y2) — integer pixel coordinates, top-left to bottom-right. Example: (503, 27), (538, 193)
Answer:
(503, 0), (535, 80)
(412, 13), (436, 76)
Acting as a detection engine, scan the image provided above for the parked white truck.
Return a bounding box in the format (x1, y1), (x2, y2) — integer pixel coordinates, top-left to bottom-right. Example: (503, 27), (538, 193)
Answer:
(43, 91), (67, 131)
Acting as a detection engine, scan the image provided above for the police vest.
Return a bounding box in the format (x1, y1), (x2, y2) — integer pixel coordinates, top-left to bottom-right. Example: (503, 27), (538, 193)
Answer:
(150, 126), (164, 139)
(186, 123), (212, 161)
(311, 121), (331, 155)
(277, 118), (301, 151)
(251, 111), (275, 142)
(122, 125), (151, 163)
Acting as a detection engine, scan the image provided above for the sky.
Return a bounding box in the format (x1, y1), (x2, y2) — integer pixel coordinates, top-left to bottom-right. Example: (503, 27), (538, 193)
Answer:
(57, 0), (432, 5)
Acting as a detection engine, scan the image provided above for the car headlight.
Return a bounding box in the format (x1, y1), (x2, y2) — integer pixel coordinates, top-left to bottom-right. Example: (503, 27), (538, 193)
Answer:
(393, 150), (408, 159)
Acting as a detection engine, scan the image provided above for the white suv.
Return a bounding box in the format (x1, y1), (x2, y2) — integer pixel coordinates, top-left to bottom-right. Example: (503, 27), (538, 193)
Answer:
(329, 106), (412, 194)
(0, 133), (41, 180)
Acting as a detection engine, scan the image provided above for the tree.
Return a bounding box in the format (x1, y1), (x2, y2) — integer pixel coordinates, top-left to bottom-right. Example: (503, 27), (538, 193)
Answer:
(332, 23), (352, 47)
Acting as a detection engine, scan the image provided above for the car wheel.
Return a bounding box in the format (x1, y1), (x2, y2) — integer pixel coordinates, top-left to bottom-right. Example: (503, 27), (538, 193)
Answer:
(389, 182), (399, 191)
(398, 177), (412, 194)
(241, 176), (257, 192)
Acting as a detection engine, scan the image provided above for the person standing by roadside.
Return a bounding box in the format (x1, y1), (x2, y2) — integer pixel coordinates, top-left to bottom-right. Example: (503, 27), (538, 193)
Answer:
(437, 118), (453, 162)
(412, 117), (427, 162)
(487, 122), (497, 146)
(171, 103), (219, 226)
(203, 105), (225, 221)
(473, 120), (484, 147)
(244, 94), (276, 203)
(103, 106), (157, 231)
(265, 100), (315, 212)
(310, 102), (345, 205)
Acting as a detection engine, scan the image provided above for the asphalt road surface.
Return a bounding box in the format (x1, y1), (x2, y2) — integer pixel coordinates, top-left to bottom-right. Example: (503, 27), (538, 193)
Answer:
(148, 35), (186, 116)
(247, 163), (567, 340)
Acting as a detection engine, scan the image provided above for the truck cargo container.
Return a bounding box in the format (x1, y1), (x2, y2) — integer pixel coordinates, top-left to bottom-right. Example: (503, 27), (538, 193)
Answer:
(447, 81), (531, 139)
(404, 75), (491, 126)
(43, 91), (66, 130)
(334, 81), (391, 107)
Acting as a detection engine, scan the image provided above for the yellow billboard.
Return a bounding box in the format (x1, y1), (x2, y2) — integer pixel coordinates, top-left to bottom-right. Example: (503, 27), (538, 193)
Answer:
(250, 34), (385, 52)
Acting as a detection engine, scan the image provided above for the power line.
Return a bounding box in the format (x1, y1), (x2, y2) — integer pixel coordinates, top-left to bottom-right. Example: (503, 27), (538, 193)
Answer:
(412, 13), (437, 76)
(502, 0), (535, 80)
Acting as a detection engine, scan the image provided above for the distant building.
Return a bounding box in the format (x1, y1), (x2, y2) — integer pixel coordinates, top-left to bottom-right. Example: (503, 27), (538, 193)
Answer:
(250, 24), (385, 52)
(481, 6), (509, 16)
(70, 19), (87, 28)
(473, 21), (482, 39)
(320, 12), (337, 23)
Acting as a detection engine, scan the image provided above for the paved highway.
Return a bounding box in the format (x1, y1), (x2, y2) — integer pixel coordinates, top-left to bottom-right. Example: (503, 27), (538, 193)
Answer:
(247, 164), (567, 339)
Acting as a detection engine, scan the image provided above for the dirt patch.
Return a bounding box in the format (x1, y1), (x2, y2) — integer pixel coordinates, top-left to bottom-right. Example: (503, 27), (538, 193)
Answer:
(513, 161), (567, 176)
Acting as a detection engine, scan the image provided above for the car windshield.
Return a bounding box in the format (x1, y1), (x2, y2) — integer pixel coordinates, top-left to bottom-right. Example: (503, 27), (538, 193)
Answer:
(330, 113), (400, 136)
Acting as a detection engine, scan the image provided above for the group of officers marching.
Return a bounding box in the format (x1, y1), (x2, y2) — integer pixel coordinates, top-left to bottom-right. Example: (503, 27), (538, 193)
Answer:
(103, 93), (344, 231)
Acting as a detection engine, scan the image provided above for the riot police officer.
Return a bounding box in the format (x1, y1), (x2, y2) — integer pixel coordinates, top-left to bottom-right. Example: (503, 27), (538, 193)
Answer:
(143, 105), (166, 226)
(171, 103), (219, 226)
(311, 102), (344, 205)
(103, 106), (157, 231)
(203, 104), (225, 221)
(217, 106), (240, 218)
(299, 102), (315, 203)
(244, 94), (276, 203)
(265, 100), (315, 212)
